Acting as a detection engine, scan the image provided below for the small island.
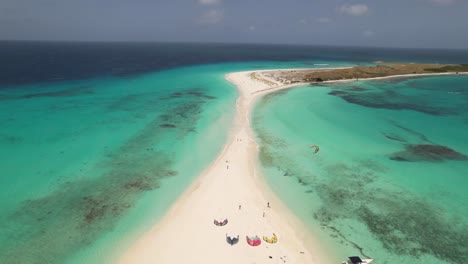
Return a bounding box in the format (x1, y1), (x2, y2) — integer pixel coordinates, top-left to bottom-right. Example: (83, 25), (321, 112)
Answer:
(262, 63), (468, 84)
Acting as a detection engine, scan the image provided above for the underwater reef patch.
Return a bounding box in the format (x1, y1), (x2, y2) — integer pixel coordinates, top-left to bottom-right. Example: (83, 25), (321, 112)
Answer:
(389, 121), (432, 143)
(107, 94), (140, 111)
(0, 134), (23, 144)
(382, 132), (407, 143)
(314, 162), (468, 263)
(168, 88), (216, 100)
(328, 89), (457, 116)
(349, 86), (368, 91)
(159, 123), (176, 128)
(0, 95), (210, 263)
(254, 123), (468, 262)
(185, 89), (216, 100)
(357, 201), (468, 263)
(169, 92), (183, 98)
(20, 86), (93, 99)
(390, 144), (468, 162)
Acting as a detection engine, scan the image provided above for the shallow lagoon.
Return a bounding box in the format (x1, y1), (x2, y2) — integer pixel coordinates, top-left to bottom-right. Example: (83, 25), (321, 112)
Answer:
(253, 75), (468, 263)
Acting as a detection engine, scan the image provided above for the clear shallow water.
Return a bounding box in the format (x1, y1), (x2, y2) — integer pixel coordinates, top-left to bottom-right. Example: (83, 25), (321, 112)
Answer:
(0, 64), (240, 263)
(0, 58), (356, 263)
(253, 75), (468, 263)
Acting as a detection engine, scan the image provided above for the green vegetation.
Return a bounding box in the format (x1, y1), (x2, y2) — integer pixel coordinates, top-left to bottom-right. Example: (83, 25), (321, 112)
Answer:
(424, 64), (468, 73)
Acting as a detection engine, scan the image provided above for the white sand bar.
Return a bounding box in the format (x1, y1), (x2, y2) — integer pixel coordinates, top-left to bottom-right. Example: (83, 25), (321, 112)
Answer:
(119, 69), (466, 264)
(119, 70), (332, 264)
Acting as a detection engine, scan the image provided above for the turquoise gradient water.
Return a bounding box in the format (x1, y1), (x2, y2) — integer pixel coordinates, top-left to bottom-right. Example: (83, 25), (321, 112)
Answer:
(253, 75), (468, 263)
(0, 60), (355, 263)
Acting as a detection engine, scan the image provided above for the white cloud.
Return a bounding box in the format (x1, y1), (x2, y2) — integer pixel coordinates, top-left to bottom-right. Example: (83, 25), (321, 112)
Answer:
(199, 9), (224, 24)
(316, 17), (331, 23)
(198, 0), (222, 5)
(363, 30), (375, 37)
(428, 0), (455, 5)
(339, 4), (369, 16)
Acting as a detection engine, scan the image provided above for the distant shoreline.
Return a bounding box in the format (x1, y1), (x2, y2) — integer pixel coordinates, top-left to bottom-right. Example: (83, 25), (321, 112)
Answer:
(261, 63), (468, 85)
(246, 65), (468, 97)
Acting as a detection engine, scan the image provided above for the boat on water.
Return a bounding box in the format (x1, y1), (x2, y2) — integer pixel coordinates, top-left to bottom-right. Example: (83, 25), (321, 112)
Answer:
(342, 256), (374, 264)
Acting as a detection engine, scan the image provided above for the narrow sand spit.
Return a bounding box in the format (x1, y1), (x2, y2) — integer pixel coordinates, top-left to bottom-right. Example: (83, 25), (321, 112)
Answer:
(119, 69), (466, 264)
(119, 70), (331, 264)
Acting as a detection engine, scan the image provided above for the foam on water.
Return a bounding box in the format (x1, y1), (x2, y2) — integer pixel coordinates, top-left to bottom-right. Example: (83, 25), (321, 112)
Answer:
(253, 75), (468, 263)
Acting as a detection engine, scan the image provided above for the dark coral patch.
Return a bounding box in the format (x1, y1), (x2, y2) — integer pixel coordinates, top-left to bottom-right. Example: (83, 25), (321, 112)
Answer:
(382, 132), (407, 143)
(167, 89), (216, 100)
(328, 89), (456, 116)
(169, 92), (183, 98)
(20, 86), (93, 99)
(107, 94), (140, 111)
(349, 86), (368, 91)
(390, 144), (468, 162)
(163, 170), (178, 177)
(357, 202), (468, 263)
(328, 90), (349, 97)
(389, 121), (432, 143)
(82, 197), (108, 224)
(122, 177), (153, 191)
(160, 124), (176, 128)
(185, 90), (216, 99)
(0, 135), (23, 144)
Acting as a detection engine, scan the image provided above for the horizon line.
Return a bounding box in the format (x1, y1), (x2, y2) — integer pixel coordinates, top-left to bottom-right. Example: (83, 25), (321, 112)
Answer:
(1, 39), (468, 51)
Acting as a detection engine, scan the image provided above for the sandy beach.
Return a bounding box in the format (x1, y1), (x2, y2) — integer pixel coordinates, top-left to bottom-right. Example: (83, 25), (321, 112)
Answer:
(118, 70), (332, 264)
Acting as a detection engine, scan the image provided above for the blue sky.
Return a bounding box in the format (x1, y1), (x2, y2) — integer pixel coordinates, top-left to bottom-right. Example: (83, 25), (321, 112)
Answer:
(0, 0), (467, 49)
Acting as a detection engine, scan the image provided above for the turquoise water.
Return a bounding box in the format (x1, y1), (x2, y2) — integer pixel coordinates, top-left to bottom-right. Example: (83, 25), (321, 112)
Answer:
(0, 65), (238, 263)
(0, 60), (354, 263)
(253, 75), (468, 263)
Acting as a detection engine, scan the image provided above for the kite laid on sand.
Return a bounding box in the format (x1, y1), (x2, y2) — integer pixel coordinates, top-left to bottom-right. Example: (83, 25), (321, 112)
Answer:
(226, 234), (239, 246)
(214, 219), (228, 226)
(246, 235), (261, 246)
(263, 233), (278, 244)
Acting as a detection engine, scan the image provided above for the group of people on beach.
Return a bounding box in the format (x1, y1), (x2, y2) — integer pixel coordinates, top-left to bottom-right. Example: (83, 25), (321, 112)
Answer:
(238, 202), (270, 218)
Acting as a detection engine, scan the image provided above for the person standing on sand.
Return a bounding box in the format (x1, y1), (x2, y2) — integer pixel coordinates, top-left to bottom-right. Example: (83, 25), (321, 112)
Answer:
(267, 202), (270, 208)
(239, 205), (241, 210)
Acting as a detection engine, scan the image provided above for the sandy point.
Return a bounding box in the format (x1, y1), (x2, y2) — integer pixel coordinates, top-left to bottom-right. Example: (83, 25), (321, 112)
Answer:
(118, 70), (333, 264)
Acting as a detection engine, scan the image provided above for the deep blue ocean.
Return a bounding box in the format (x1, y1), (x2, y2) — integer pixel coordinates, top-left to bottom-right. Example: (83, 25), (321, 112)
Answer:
(1, 41), (467, 263)
(2, 41), (468, 86)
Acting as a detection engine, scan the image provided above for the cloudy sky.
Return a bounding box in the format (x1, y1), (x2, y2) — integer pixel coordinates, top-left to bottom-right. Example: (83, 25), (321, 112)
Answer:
(1, 0), (467, 49)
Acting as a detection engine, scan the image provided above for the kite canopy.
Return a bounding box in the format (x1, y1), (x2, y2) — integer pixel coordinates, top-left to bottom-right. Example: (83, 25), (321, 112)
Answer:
(310, 144), (320, 154)
(344, 256), (374, 264)
(226, 234), (239, 246)
(349, 256), (363, 264)
(214, 219), (228, 226)
(263, 233), (278, 243)
(246, 235), (261, 246)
